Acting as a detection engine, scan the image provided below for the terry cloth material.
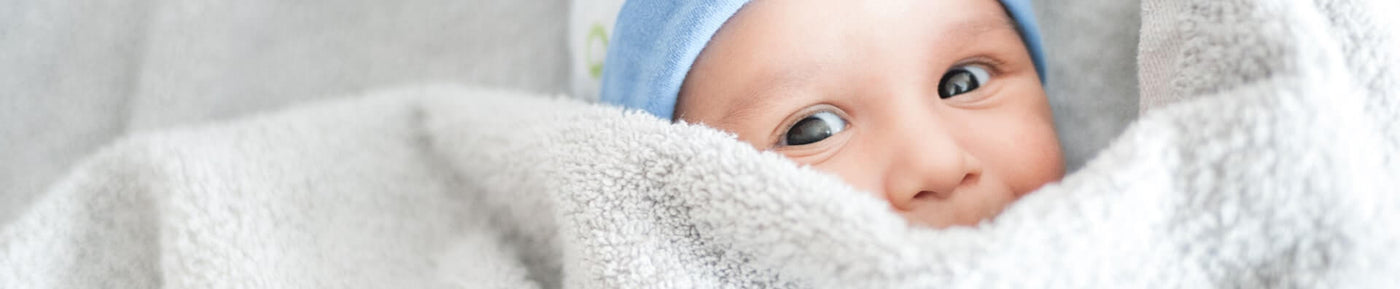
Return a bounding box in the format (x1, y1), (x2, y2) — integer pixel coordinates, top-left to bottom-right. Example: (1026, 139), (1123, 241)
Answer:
(599, 0), (1047, 120)
(4, 0), (1400, 286)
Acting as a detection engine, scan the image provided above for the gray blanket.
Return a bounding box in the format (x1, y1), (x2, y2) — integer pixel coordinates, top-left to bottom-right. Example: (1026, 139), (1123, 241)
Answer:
(4, 0), (1398, 287)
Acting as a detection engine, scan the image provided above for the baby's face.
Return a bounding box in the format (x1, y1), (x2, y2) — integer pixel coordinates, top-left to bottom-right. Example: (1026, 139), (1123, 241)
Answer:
(676, 0), (1063, 228)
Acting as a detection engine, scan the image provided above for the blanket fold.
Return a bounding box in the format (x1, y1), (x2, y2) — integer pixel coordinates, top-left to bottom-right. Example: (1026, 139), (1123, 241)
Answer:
(4, 0), (1399, 287)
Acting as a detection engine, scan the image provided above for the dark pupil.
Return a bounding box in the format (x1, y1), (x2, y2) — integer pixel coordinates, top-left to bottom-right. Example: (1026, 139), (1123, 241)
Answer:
(938, 68), (980, 99)
(785, 116), (832, 146)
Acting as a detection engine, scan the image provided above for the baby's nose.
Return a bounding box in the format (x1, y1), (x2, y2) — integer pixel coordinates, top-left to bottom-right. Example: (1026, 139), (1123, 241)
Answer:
(881, 130), (983, 212)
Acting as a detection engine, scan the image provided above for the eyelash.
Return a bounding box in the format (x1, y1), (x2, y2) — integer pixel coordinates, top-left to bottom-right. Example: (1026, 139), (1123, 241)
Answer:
(765, 57), (1008, 148)
(771, 104), (847, 148)
(951, 57), (1007, 77)
(938, 57), (1008, 100)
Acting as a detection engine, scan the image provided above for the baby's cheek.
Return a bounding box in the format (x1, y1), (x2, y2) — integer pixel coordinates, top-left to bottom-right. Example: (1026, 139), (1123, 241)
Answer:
(808, 151), (888, 200)
(1006, 121), (1065, 194)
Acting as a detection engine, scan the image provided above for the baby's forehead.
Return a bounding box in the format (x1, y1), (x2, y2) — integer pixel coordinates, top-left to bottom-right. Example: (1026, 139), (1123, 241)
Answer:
(600, 0), (1046, 120)
(700, 11), (1021, 121)
(729, 0), (1018, 32)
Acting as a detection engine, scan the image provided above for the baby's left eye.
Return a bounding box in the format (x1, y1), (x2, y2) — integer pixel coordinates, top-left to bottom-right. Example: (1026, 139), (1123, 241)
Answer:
(937, 64), (992, 99)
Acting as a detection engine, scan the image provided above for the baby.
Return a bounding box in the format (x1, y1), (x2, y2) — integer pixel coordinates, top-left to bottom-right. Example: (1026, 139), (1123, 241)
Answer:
(600, 0), (1063, 228)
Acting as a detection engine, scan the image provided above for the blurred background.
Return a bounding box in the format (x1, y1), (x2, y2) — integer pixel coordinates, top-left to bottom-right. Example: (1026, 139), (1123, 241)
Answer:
(0, 0), (1139, 220)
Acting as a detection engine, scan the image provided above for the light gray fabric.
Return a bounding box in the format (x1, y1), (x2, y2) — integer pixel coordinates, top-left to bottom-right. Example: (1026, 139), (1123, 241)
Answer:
(5, 0), (1400, 287)
(5, 0), (1399, 281)
(0, 0), (569, 223)
(0, 0), (1145, 225)
(0, 0), (148, 223)
(1036, 0), (1142, 172)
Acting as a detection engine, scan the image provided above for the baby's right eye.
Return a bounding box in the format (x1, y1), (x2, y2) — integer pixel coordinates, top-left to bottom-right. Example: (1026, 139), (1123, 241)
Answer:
(781, 111), (847, 146)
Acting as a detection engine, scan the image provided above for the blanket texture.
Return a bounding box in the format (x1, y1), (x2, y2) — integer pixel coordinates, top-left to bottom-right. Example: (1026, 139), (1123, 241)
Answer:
(4, 0), (1399, 288)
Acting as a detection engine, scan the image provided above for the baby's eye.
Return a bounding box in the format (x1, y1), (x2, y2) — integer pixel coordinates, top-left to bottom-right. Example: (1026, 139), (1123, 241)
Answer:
(782, 111), (847, 146)
(937, 64), (991, 99)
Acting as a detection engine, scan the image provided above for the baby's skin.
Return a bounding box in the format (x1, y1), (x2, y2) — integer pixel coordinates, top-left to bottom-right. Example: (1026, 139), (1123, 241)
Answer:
(675, 0), (1064, 228)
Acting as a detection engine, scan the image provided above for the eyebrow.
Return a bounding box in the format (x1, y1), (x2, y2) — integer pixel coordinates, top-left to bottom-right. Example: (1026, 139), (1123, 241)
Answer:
(714, 15), (1018, 125)
(718, 63), (820, 127)
(960, 13), (1018, 37)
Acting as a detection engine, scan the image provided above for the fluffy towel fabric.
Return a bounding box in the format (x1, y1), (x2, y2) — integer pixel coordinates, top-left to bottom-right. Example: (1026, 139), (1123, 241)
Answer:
(599, 0), (1046, 119)
(4, 0), (1400, 287)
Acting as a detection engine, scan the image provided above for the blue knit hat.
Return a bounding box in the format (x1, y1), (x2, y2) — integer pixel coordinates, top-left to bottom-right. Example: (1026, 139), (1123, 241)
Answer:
(600, 0), (1046, 120)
